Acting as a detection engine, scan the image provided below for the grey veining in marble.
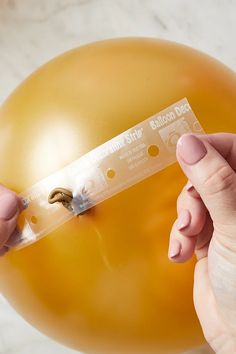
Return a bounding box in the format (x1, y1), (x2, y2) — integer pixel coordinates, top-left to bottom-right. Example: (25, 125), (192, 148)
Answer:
(0, 0), (235, 353)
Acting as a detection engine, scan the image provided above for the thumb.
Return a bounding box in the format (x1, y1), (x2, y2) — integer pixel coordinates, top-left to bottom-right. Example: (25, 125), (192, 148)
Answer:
(176, 134), (236, 225)
(0, 189), (25, 249)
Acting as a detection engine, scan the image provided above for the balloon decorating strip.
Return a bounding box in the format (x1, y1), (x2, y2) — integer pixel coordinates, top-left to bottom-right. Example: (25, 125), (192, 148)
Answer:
(15, 98), (204, 250)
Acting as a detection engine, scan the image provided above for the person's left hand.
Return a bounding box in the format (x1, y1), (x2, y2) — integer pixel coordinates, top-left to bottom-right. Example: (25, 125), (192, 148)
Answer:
(0, 184), (26, 255)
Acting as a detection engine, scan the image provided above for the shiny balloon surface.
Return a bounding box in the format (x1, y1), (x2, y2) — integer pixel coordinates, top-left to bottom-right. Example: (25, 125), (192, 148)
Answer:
(0, 38), (236, 354)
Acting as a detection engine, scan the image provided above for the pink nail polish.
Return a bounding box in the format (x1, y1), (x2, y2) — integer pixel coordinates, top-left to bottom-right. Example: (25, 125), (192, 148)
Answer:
(169, 239), (182, 259)
(0, 193), (18, 220)
(177, 135), (207, 165)
(186, 182), (194, 192)
(177, 209), (191, 231)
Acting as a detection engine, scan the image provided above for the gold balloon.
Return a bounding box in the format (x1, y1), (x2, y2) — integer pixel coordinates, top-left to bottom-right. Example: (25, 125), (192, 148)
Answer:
(0, 38), (236, 354)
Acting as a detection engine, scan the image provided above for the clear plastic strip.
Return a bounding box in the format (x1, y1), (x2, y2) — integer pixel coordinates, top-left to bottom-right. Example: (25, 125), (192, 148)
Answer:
(16, 98), (204, 249)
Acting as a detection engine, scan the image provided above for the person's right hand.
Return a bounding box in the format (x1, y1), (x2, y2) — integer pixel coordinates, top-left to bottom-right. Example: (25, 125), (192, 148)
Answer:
(0, 184), (26, 255)
(168, 133), (236, 354)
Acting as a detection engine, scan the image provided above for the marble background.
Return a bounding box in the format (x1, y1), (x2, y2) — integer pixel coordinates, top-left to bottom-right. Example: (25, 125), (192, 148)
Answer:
(0, 0), (235, 353)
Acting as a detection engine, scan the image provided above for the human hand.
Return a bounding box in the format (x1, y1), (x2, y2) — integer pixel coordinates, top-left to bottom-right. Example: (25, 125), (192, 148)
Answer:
(169, 133), (236, 354)
(0, 184), (26, 255)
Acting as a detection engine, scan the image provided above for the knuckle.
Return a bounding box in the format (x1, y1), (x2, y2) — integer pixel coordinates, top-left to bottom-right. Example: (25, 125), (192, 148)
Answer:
(203, 165), (235, 195)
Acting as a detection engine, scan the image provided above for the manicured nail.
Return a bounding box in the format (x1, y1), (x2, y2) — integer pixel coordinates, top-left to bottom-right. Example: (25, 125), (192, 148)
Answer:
(177, 135), (207, 165)
(0, 193), (18, 220)
(186, 182), (194, 192)
(177, 209), (191, 231)
(169, 239), (182, 259)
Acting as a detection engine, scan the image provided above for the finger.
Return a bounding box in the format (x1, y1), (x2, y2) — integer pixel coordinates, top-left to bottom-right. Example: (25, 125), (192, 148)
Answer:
(169, 220), (197, 263)
(177, 183), (207, 237)
(0, 184), (28, 213)
(195, 214), (214, 260)
(176, 134), (236, 225)
(0, 246), (9, 257)
(5, 227), (22, 248)
(0, 214), (20, 248)
(169, 182), (210, 263)
(168, 182), (206, 262)
(0, 191), (23, 247)
(169, 213), (213, 263)
(200, 133), (236, 171)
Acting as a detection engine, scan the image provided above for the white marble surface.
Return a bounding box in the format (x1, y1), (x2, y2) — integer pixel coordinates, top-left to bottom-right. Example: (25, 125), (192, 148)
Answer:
(0, 0), (235, 353)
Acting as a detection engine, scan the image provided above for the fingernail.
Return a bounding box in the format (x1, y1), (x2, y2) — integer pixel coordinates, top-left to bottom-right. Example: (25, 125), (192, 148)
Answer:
(0, 193), (18, 220)
(177, 135), (207, 165)
(186, 182), (194, 192)
(21, 198), (29, 210)
(169, 239), (182, 259)
(177, 209), (191, 231)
